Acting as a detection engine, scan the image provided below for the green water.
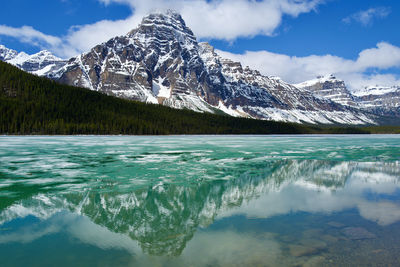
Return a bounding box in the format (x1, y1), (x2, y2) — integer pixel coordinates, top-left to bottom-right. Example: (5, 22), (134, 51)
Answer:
(1, 135), (400, 266)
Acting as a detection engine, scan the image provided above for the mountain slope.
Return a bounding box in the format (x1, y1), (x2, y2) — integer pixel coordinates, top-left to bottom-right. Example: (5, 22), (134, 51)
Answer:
(0, 45), (18, 61)
(297, 75), (400, 119)
(295, 74), (358, 107)
(47, 11), (374, 125)
(353, 85), (400, 117)
(4, 60), (354, 135)
(0, 44), (66, 76)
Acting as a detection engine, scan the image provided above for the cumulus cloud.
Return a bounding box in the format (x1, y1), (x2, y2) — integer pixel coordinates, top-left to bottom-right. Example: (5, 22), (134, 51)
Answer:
(342, 7), (391, 26)
(60, 16), (141, 57)
(0, 25), (62, 49)
(0, 0), (324, 58)
(216, 42), (400, 90)
(60, 0), (323, 55)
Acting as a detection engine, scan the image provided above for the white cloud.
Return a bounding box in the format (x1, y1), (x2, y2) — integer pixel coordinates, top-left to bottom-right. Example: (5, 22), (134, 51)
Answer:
(0, 25), (62, 49)
(60, 16), (141, 57)
(181, 0), (322, 40)
(343, 7), (391, 26)
(216, 42), (400, 90)
(0, 0), (324, 58)
(104, 0), (324, 40)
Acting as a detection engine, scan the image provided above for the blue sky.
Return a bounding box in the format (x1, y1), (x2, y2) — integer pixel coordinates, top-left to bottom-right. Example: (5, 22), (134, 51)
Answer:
(1, 0), (400, 89)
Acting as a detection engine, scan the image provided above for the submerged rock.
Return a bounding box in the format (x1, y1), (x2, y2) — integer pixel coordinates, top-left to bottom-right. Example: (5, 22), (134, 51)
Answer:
(289, 244), (319, 257)
(299, 239), (327, 250)
(289, 239), (327, 257)
(302, 229), (323, 239)
(342, 227), (376, 240)
(303, 255), (326, 267)
(327, 221), (345, 228)
(320, 234), (339, 243)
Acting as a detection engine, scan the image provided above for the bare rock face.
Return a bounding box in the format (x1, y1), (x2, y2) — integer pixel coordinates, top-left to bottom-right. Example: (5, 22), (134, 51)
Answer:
(55, 11), (217, 113)
(295, 75), (358, 108)
(353, 86), (400, 118)
(200, 47), (373, 124)
(297, 75), (400, 121)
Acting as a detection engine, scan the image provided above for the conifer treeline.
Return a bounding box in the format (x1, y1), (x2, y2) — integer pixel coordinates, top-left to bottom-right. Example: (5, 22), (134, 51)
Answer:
(0, 61), (369, 135)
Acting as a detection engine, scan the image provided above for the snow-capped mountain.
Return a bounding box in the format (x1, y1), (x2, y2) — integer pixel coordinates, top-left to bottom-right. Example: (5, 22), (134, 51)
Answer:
(0, 45), (66, 76)
(297, 75), (400, 118)
(2, 11), (395, 125)
(41, 11), (370, 125)
(354, 85), (400, 97)
(295, 74), (358, 107)
(353, 85), (400, 113)
(0, 44), (18, 61)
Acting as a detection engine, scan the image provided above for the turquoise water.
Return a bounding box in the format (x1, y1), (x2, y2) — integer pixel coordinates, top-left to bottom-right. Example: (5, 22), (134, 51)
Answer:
(0, 135), (400, 266)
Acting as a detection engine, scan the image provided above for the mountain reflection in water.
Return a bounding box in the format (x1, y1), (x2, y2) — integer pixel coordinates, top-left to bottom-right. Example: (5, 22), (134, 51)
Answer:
(1, 136), (400, 266)
(1, 160), (400, 257)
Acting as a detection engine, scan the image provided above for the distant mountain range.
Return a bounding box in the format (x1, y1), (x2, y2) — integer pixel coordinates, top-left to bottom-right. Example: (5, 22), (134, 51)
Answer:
(296, 75), (400, 119)
(1, 10), (399, 125)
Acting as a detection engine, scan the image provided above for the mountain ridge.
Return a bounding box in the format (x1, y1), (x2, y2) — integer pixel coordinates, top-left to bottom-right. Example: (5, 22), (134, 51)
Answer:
(297, 74), (400, 119)
(1, 11), (398, 125)
(6, 60), (363, 135)
(50, 11), (375, 125)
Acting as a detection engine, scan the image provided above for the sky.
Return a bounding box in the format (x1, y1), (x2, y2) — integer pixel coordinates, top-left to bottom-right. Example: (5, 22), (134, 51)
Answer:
(1, 0), (400, 90)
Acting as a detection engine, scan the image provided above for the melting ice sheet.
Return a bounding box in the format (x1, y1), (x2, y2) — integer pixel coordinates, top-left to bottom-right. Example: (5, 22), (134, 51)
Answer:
(0, 135), (400, 266)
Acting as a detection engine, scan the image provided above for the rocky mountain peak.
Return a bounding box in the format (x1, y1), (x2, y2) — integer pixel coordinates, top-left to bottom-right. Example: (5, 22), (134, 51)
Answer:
(32, 49), (61, 59)
(0, 45), (18, 61)
(199, 42), (214, 53)
(295, 74), (358, 107)
(140, 9), (186, 26)
(128, 10), (197, 47)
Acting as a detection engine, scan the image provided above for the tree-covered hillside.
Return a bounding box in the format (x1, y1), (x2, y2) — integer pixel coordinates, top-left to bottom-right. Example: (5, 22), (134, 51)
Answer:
(0, 61), (373, 135)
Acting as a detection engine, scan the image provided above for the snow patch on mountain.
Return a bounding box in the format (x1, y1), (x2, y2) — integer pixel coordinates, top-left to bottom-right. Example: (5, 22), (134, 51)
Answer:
(152, 77), (171, 99)
(353, 85), (400, 97)
(295, 74), (358, 107)
(0, 45), (18, 61)
(0, 46), (66, 76)
(295, 74), (341, 88)
(7, 52), (30, 65)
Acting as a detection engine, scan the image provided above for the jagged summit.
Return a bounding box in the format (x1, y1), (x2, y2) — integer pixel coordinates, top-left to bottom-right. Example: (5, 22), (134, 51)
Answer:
(295, 74), (340, 88)
(295, 74), (358, 107)
(296, 75), (400, 117)
(353, 85), (400, 97)
(141, 9), (184, 21)
(128, 10), (197, 47)
(32, 49), (60, 58)
(0, 45), (65, 76)
(0, 45), (18, 61)
(134, 10), (189, 31)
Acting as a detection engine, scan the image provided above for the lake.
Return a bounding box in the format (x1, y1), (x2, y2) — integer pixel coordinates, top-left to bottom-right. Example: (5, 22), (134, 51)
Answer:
(1, 135), (400, 266)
